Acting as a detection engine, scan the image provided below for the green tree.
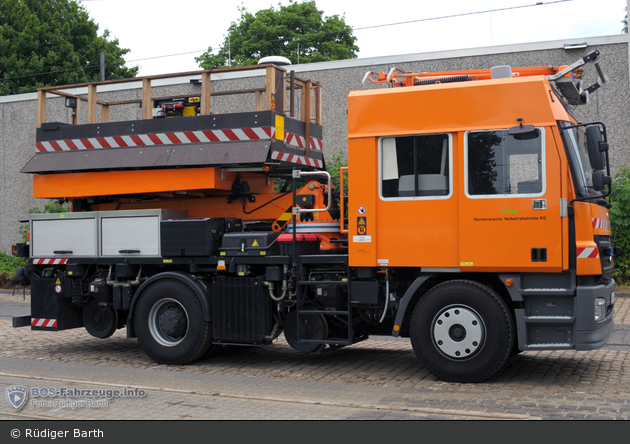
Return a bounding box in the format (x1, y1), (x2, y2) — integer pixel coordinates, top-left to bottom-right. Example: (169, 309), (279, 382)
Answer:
(624, 7), (628, 33)
(196, 0), (358, 69)
(0, 0), (138, 96)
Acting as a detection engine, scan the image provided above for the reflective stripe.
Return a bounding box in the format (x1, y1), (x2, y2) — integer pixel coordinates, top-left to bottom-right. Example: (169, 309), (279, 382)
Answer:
(36, 127), (323, 152)
(32, 318), (57, 328)
(33, 258), (68, 265)
(577, 247), (599, 259)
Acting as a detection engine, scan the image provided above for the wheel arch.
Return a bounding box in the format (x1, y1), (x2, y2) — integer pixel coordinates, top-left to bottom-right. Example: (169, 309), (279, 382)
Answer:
(394, 273), (515, 338)
(126, 271), (212, 338)
(392, 274), (436, 337)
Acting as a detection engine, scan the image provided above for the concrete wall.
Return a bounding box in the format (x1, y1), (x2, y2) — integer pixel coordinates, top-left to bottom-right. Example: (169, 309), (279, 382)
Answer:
(0, 34), (628, 253)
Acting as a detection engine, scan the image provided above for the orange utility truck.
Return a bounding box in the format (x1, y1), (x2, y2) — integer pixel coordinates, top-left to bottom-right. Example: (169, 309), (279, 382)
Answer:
(12, 52), (618, 382)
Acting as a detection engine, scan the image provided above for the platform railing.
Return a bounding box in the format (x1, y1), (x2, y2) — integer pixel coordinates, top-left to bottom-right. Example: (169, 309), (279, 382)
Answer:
(36, 64), (321, 129)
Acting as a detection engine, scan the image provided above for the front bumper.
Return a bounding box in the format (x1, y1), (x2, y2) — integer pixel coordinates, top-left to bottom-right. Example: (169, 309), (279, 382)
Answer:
(575, 278), (615, 350)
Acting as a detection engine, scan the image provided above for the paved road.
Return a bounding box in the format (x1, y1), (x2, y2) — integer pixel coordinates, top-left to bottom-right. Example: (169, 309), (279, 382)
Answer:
(0, 292), (629, 420)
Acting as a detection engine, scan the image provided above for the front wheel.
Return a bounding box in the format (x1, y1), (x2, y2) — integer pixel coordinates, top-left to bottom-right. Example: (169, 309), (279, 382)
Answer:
(409, 280), (514, 383)
(134, 279), (212, 365)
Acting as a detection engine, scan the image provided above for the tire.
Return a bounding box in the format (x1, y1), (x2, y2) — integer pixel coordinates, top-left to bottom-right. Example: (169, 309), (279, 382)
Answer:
(409, 280), (514, 383)
(83, 298), (118, 339)
(134, 279), (212, 365)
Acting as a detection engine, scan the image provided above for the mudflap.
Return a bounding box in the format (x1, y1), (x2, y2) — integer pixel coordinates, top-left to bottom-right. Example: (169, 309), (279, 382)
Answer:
(30, 273), (83, 331)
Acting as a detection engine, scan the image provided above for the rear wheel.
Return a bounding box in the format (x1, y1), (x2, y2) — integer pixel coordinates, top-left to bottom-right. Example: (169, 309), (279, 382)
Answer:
(134, 280), (212, 365)
(409, 280), (514, 383)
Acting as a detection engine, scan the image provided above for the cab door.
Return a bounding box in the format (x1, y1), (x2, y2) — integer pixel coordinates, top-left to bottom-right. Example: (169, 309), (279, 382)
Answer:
(458, 127), (563, 272)
(372, 133), (459, 268)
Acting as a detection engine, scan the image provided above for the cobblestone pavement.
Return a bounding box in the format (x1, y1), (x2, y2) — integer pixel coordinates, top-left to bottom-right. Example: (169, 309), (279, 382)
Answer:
(0, 291), (629, 420)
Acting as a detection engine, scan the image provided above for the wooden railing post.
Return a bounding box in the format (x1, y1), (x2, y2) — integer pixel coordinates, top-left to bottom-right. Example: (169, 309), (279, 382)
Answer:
(87, 84), (97, 124)
(314, 82), (322, 125)
(289, 71), (295, 117)
(281, 70), (286, 114)
(72, 99), (80, 125)
(37, 91), (46, 128)
(265, 66), (285, 113)
(304, 81), (312, 156)
(101, 104), (110, 123)
(299, 83), (306, 122)
(142, 78), (152, 120)
(266, 66), (276, 111)
(200, 71), (211, 115)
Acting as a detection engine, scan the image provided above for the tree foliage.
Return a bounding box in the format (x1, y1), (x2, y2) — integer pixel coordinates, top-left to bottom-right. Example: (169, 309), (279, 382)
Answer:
(624, 7), (628, 34)
(0, 0), (138, 96)
(611, 166), (630, 284)
(196, 0), (358, 69)
(19, 200), (69, 243)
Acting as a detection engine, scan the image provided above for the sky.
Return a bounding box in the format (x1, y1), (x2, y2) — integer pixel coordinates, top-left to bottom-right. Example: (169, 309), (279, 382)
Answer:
(78, 0), (629, 77)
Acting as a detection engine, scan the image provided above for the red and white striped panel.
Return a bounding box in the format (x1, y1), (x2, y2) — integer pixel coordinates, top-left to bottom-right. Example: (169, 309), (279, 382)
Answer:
(270, 150), (323, 168)
(35, 127), (323, 153)
(32, 258), (68, 265)
(31, 318), (57, 328)
(277, 131), (323, 151)
(592, 218), (611, 230)
(577, 247), (599, 259)
(36, 127), (274, 152)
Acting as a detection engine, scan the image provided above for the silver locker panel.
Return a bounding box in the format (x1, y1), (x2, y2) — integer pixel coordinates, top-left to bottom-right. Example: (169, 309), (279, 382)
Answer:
(100, 215), (160, 257)
(31, 218), (97, 257)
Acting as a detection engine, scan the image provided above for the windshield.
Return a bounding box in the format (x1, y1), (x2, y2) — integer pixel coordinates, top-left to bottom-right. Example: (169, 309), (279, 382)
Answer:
(559, 121), (596, 198)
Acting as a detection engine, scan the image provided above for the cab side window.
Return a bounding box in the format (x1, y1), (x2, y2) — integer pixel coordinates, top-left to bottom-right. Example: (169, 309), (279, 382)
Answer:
(466, 129), (544, 196)
(381, 134), (451, 199)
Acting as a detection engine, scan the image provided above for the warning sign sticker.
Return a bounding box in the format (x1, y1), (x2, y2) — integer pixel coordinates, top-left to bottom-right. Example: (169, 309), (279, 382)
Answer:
(357, 217), (367, 235)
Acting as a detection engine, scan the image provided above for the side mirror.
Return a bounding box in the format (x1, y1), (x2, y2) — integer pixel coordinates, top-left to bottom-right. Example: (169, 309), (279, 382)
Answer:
(585, 125), (605, 170)
(592, 170), (611, 191)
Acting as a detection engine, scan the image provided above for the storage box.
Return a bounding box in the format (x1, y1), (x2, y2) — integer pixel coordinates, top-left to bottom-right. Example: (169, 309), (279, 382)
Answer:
(161, 218), (243, 257)
(220, 232), (280, 256)
(30, 209), (187, 259)
(31, 212), (98, 258)
(99, 209), (187, 257)
(277, 233), (321, 255)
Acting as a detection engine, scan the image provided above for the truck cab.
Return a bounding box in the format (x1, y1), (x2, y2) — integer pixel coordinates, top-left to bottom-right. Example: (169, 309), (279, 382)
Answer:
(345, 53), (616, 379)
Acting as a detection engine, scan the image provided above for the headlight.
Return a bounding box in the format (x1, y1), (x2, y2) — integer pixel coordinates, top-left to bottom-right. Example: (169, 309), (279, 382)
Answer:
(594, 297), (606, 321)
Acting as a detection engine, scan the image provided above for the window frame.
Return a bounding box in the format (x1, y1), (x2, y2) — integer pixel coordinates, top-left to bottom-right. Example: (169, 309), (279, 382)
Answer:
(378, 133), (454, 201)
(464, 127), (546, 200)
